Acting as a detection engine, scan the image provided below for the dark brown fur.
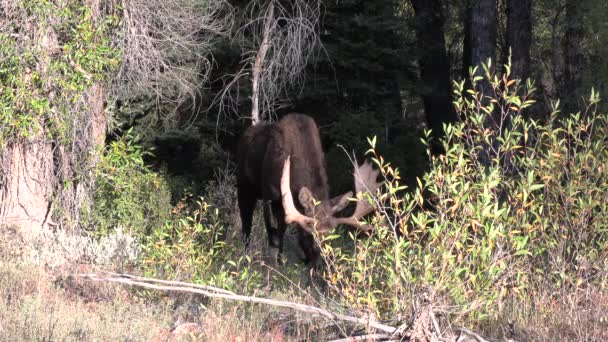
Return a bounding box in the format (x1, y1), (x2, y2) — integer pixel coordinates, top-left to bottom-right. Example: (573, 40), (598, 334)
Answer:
(236, 114), (331, 263)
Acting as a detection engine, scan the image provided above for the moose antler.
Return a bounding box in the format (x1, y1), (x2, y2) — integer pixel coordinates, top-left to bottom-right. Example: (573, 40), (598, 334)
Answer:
(281, 156), (381, 233)
(333, 160), (382, 230)
(281, 156), (315, 230)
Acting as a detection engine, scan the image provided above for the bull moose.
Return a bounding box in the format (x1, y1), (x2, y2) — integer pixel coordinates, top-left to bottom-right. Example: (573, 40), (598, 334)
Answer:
(236, 113), (381, 264)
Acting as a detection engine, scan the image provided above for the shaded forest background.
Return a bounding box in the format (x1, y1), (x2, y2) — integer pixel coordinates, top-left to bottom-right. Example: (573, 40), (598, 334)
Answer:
(109, 0), (607, 201)
(1, 0), (607, 259)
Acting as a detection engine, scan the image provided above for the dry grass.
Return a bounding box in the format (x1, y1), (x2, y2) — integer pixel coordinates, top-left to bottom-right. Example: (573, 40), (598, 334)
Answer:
(2, 206), (608, 341)
(200, 300), (307, 341)
(0, 261), (173, 341)
(0, 222), (330, 341)
(0, 260), (332, 341)
(0, 224), (161, 339)
(489, 287), (608, 341)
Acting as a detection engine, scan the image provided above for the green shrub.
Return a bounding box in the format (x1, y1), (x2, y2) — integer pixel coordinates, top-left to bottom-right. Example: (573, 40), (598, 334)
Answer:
(0, 0), (120, 146)
(140, 198), (264, 292)
(320, 62), (608, 324)
(85, 132), (172, 238)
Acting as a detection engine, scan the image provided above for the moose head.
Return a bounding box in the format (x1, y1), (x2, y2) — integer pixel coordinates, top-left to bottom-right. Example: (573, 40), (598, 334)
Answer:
(280, 155), (382, 234)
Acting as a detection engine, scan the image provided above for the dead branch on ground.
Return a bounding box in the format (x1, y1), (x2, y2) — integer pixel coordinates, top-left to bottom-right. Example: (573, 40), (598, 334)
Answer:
(78, 272), (397, 334)
(78, 272), (492, 341)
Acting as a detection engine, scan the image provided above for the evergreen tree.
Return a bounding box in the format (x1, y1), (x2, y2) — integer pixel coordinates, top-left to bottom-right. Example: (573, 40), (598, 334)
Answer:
(294, 0), (423, 189)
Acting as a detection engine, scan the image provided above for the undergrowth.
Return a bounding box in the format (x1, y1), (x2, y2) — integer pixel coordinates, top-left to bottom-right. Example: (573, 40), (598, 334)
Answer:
(85, 131), (172, 238)
(3, 55), (608, 339)
(318, 62), (608, 337)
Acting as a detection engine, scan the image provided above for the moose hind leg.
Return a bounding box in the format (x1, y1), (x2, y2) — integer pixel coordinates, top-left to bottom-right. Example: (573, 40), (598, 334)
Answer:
(237, 188), (256, 246)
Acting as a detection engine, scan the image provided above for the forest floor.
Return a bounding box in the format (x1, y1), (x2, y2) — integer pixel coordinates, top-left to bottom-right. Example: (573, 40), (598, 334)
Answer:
(0, 223), (335, 341)
(1, 223), (608, 341)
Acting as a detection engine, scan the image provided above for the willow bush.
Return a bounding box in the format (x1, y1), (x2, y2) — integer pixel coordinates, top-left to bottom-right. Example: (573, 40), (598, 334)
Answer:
(85, 132), (172, 238)
(140, 198), (268, 293)
(320, 62), (608, 323)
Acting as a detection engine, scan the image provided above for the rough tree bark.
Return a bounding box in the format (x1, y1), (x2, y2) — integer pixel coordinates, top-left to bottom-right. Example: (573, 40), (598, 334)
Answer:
(411, 0), (458, 154)
(0, 1), (107, 235)
(505, 0), (532, 83)
(462, 0), (498, 166)
(0, 141), (54, 234)
(559, 0), (587, 115)
(465, 0), (497, 102)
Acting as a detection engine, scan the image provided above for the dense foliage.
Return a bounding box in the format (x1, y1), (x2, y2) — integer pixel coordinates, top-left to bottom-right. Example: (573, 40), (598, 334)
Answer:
(320, 66), (608, 323)
(0, 0), (119, 145)
(2, 0), (608, 338)
(85, 132), (172, 238)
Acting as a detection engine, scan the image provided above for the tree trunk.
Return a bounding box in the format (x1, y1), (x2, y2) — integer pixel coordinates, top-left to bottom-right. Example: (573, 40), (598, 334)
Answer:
(250, 2), (274, 125)
(0, 141), (54, 234)
(560, 0), (587, 115)
(505, 0), (532, 83)
(0, 17), (56, 234)
(466, 0), (497, 101)
(547, 5), (565, 115)
(411, 0), (458, 155)
(0, 2), (107, 235)
(462, 3), (472, 82)
(463, 0), (498, 166)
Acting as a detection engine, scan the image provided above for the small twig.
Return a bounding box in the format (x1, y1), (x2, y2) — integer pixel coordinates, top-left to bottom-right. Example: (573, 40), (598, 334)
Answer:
(429, 307), (442, 338)
(78, 272), (398, 335)
(456, 327), (490, 342)
(451, 298), (486, 324)
(327, 334), (391, 342)
(68, 60), (92, 81)
(389, 322), (409, 340)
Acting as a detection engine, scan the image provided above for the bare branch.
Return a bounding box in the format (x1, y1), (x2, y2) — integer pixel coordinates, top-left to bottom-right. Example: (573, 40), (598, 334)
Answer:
(455, 327), (491, 342)
(111, 0), (233, 109)
(97, 272), (237, 295)
(215, 0), (323, 123)
(327, 334), (393, 342)
(250, 2), (274, 124)
(78, 272), (398, 334)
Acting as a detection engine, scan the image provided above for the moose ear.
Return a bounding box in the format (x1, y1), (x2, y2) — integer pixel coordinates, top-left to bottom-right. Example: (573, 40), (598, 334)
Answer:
(298, 187), (316, 212)
(330, 191), (353, 213)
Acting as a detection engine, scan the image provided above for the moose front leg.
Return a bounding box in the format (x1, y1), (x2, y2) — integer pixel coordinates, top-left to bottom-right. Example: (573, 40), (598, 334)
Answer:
(298, 229), (321, 265)
(262, 201), (287, 263)
(263, 201), (278, 248)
